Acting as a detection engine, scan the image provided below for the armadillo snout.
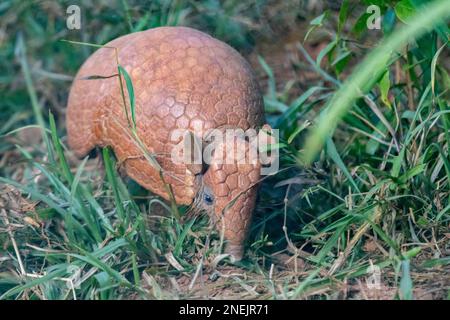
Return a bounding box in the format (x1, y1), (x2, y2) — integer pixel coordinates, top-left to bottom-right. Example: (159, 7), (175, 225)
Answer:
(225, 243), (245, 262)
(202, 136), (261, 261)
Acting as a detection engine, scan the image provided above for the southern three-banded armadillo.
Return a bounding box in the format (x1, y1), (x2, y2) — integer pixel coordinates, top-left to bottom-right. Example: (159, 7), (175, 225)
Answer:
(66, 27), (272, 260)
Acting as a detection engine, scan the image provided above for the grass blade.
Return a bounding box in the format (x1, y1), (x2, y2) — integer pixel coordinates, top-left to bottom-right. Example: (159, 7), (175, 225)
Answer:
(302, 0), (450, 164)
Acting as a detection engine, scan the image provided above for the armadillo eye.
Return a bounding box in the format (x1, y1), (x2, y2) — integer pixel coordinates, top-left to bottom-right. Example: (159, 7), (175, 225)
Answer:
(203, 193), (214, 205)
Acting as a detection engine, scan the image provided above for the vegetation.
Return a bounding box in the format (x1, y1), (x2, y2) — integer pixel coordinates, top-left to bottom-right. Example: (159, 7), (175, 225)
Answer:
(0, 0), (449, 299)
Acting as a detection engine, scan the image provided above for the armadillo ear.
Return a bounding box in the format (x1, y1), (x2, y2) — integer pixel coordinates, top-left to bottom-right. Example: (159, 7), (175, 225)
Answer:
(182, 130), (204, 176)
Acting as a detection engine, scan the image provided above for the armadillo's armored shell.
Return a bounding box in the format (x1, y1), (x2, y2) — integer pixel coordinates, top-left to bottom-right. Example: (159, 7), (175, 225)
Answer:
(67, 27), (265, 204)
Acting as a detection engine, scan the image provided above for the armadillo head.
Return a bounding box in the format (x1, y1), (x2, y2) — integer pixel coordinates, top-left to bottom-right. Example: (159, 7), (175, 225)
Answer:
(189, 125), (276, 261)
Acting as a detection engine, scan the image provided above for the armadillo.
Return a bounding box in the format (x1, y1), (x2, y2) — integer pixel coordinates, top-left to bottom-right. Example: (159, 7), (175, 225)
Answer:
(66, 27), (271, 260)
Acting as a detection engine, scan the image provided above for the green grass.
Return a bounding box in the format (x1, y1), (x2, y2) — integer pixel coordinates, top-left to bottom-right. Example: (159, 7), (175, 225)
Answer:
(302, 0), (450, 163)
(0, 0), (449, 300)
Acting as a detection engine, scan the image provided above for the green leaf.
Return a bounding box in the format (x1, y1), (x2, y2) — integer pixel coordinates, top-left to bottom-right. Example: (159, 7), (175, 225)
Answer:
(399, 260), (414, 300)
(431, 43), (447, 97)
(316, 39), (337, 67)
(131, 253), (140, 286)
(326, 137), (360, 193)
(49, 111), (73, 184)
(310, 11), (328, 26)
(398, 163), (426, 184)
(391, 147), (405, 178)
(174, 217), (196, 257)
(353, 12), (371, 36)
(118, 65), (136, 129)
(338, 0), (350, 33)
(379, 70), (391, 107)
(395, 0), (416, 24)
(421, 257), (450, 268)
(402, 247), (421, 259)
(332, 50), (352, 75)
(304, 11), (329, 41)
(288, 121), (310, 144)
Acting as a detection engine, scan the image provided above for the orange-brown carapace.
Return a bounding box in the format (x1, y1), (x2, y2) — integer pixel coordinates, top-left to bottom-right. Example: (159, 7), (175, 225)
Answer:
(67, 27), (272, 260)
